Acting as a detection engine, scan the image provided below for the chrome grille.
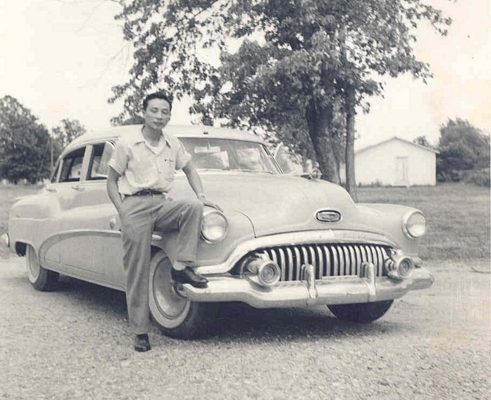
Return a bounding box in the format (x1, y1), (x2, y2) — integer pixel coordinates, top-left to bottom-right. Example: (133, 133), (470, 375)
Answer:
(253, 243), (391, 281)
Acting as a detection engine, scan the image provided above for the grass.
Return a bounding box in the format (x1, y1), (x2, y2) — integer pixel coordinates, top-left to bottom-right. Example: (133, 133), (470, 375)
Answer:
(0, 182), (489, 262)
(358, 183), (490, 261)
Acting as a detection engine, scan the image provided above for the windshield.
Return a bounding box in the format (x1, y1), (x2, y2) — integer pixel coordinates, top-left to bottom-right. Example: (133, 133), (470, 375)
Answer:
(180, 138), (280, 174)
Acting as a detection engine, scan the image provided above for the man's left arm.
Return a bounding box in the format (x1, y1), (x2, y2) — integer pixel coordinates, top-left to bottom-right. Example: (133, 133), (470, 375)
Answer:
(182, 162), (222, 211)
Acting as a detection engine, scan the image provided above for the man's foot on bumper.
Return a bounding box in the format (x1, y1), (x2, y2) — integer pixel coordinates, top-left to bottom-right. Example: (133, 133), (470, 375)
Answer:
(134, 334), (151, 352)
(172, 267), (208, 288)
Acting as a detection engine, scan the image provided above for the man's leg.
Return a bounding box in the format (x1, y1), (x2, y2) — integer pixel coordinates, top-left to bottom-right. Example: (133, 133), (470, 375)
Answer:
(120, 197), (153, 339)
(154, 198), (206, 286)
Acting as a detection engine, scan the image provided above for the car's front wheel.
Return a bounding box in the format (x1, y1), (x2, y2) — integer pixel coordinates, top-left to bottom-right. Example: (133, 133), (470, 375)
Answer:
(327, 300), (394, 323)
(148, 250), (216, 339)
(26, 244), (59, 291)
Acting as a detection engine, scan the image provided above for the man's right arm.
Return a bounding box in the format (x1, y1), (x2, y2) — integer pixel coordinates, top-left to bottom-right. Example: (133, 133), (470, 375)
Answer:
(106, 167), (123, 213)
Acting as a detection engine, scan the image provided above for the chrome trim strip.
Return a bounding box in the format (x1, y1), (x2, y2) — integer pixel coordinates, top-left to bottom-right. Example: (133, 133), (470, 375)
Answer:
(196, 230), (397, 275)
(355, 246), (363, 276)
(308, 246), (321, 279)
(286, 247), (293, 281)
(375, 246), (384, 276)
(294, 246), (301, 281)
(38, 229), (121, 267)
(278, 247), (286, 281)
(332, 245), (339, 276)
(347, 245), (355, 276)
(181, 268), (435, 308)
(342, 245), (350, 275)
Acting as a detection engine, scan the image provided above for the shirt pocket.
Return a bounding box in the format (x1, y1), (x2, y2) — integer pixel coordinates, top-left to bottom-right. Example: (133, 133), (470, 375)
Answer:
(155, 156), (175, 181)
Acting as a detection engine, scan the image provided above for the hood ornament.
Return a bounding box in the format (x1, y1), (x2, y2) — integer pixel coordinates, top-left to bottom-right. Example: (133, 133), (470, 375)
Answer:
(316, 209), (342, 223)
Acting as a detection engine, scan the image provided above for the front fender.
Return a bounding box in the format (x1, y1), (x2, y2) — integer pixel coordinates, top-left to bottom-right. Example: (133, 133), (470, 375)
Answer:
(356, 203), (423, 255)
(152, 210), (255, 266)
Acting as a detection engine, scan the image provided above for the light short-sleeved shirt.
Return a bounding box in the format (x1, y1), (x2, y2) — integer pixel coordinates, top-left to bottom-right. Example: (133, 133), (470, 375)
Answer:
(108, 127), (191, 195)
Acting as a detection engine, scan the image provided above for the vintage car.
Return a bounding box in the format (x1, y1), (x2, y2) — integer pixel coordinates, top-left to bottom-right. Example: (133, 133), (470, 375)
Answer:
(1, 125), (433, 338)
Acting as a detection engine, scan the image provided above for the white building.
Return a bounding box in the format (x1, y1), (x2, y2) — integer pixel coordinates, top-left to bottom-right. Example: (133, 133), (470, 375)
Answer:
(354, 137), (438, 186)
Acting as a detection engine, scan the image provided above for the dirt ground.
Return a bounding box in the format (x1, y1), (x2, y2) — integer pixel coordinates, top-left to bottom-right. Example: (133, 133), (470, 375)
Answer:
(0, 256), (489, 400)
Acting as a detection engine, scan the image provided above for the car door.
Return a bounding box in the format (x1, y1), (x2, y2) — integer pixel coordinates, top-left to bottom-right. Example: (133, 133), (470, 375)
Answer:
(81, 141), (126, 289)
(43, 143), (120, 285)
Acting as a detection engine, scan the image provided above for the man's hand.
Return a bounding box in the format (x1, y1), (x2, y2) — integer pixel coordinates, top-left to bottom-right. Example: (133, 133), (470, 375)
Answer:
(107, 167), (124, 213)
(183, 162), (223, 212)
(197, 193), (223, 212)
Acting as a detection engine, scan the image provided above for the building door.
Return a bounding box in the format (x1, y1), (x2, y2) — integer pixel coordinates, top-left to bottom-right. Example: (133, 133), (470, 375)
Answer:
(395, 157), (409, 186)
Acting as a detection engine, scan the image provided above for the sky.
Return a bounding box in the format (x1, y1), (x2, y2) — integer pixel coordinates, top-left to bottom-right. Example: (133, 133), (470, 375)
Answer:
(0, 0), (489, 150)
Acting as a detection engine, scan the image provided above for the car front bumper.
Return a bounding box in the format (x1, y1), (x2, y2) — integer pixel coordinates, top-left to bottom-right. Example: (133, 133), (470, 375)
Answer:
(179, 266), (434, 308)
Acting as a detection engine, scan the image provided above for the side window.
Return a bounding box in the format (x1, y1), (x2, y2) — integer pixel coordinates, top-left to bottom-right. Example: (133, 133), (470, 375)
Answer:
(59, 147), (86, 183)
(88, 142), (114, 180)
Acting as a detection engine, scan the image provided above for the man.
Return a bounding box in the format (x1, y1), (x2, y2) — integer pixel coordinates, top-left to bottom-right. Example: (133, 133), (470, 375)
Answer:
(106, 92), (218, 352)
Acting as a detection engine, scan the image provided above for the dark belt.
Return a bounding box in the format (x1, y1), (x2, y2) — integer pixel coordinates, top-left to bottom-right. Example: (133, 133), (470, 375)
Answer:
(128, 189), (165, 196)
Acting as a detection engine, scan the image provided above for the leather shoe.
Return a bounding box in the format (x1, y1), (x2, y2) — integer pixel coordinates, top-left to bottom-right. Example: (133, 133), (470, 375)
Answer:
(172, 267), (208, 288)
(134, 334), (151, 352)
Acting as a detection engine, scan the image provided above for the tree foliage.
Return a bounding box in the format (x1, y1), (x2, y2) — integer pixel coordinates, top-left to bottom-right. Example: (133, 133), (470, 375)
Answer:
(413, 135), (433, 148)
(51, 118), (87, 160)
(0, 95), (51, 183)
(437, 118), (490, 180)
(111, 0), (450, 187)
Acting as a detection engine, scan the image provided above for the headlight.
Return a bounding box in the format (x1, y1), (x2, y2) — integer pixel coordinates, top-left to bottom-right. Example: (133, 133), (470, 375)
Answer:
(201, 208), (228, 243)
(403, 210), (426, 238)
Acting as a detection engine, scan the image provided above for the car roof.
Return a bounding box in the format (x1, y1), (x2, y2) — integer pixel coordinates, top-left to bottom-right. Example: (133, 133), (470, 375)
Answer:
(65, 124), (263, 153)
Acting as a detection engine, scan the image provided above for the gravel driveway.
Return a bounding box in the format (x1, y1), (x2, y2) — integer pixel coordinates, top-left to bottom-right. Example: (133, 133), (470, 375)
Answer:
(1, 256), (489, 400)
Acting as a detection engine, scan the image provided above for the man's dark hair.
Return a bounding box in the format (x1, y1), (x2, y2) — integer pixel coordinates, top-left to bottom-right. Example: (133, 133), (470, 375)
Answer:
(143, 92), (173, 111)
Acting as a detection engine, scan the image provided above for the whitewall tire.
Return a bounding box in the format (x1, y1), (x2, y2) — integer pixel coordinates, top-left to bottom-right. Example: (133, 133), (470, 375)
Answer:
(148, 250), (217, 339)
(26, 245), (59, 291)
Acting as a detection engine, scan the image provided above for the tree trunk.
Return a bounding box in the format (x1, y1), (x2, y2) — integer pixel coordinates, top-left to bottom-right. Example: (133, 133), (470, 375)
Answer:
(305, 101), (339, 183)
(344, 86), (357, 201)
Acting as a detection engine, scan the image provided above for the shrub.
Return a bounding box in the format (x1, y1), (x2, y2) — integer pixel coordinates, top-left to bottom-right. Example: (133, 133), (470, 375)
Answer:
(465, 168), (490, 187)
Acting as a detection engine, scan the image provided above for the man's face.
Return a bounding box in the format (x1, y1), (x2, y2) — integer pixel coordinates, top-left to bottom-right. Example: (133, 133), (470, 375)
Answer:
(143, 98), (171, 130)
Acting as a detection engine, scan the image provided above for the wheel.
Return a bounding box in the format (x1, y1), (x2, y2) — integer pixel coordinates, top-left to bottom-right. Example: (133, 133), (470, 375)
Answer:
(327, 300), (394, 323)
(148, 250), (216, 339)
(26, 245), (59, 291)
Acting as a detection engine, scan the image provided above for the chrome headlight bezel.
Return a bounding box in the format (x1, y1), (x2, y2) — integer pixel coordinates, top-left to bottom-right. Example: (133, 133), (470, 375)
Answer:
(402, 210), (426, 239)
(201, 208), (228, 243)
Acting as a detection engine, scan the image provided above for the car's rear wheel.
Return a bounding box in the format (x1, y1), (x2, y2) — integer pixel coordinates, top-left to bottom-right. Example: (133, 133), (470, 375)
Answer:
(26, 244), (59, 291)
(148, 250), (216, 339)
(327, 300), (394, 323)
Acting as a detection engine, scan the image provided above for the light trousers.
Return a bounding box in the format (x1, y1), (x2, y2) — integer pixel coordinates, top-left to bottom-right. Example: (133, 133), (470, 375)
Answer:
(119, 194), (203, 334)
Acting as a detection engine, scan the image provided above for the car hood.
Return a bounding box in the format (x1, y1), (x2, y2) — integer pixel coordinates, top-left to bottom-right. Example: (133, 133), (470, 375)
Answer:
(173, 173), (363, 237)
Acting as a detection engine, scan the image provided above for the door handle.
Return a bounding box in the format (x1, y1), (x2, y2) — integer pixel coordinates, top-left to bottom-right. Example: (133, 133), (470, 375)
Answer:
(45, 186), (57, 192)
(71, 184), (85, 191)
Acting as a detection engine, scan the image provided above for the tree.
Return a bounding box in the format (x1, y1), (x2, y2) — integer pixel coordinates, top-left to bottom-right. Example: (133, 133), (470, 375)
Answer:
(119, 115), (144, 126)
(437, 118), (490, 180)
(0, 95), (51, 183)
(413, 135), (433, 148)
(111, 0), (450, 194)
(51, 118), (87, 161)
(52, 118), (86, 148)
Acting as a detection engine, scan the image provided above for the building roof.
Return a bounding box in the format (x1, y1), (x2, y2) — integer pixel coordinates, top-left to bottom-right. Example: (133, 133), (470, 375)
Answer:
(356, 136), (439, 155)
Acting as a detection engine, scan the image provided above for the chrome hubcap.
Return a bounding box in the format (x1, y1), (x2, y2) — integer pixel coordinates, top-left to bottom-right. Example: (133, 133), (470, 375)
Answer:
(150, 253), (190, 328)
